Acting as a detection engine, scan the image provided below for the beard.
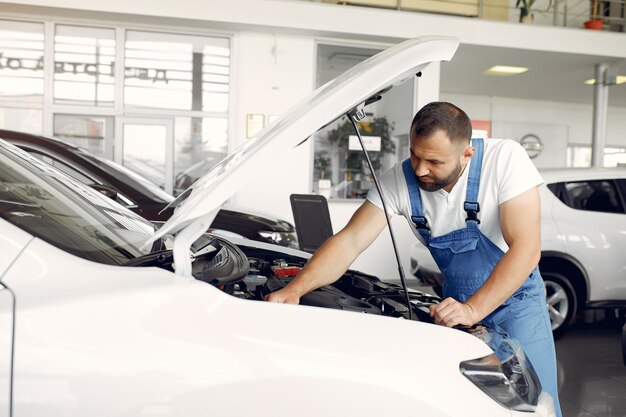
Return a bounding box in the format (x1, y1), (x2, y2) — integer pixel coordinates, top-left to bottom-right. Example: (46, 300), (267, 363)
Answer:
(417, 160), (462, 192)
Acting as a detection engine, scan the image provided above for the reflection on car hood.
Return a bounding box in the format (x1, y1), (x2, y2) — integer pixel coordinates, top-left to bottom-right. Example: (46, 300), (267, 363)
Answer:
(150, 36), (460, 244)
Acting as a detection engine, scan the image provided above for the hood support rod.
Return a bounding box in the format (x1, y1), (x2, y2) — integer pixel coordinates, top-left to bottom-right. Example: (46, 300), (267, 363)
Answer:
(347, 105), (413, 320)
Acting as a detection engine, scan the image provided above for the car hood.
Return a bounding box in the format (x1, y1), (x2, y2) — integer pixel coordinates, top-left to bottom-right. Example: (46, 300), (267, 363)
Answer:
(150, 36), (460, 244)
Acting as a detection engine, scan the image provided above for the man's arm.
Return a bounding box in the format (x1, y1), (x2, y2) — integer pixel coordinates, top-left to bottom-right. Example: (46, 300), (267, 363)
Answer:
(430, 186), (541, 327)
(265, 200), (389, 304)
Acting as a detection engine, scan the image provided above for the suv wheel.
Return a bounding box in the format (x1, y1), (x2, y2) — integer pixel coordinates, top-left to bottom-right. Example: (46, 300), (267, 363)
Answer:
(543, 272), (577, 338)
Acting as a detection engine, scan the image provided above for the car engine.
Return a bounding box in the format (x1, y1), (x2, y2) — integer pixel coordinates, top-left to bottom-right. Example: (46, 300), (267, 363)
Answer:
(128, 234), (441, 323)
(226, 244), (441, 323)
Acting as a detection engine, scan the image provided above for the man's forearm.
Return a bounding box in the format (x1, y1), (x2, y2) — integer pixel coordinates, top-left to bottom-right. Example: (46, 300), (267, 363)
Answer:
(465, 186), (542, 322)
(466, 243), (541, 322)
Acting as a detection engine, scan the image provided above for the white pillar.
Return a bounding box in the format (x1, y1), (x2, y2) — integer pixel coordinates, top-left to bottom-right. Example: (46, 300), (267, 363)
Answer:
(591, 63), (610, 168)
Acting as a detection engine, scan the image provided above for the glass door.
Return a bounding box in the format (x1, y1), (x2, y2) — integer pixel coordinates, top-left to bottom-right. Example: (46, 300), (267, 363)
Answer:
(53, 114), (114, 158)
(115, 117), (174, 194)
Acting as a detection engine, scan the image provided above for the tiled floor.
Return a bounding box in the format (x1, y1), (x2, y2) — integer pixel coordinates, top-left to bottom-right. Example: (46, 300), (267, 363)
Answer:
(556, 312), (626, 417)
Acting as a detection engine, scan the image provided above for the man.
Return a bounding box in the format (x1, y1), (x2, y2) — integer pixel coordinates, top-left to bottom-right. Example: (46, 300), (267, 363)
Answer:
(266, 102), (561, 416)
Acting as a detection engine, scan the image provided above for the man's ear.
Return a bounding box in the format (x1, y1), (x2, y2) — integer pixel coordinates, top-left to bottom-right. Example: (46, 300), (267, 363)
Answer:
(463, 145), (475, 161)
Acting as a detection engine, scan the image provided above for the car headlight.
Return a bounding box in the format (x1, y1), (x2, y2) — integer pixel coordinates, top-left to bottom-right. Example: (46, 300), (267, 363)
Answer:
(459, 338), (541, 412)
(258, 231), (299, 249)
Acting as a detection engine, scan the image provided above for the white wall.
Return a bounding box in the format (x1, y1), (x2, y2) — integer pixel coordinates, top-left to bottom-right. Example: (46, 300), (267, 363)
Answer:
(441, 92), (626, 148)
(228, 32), (316, 222)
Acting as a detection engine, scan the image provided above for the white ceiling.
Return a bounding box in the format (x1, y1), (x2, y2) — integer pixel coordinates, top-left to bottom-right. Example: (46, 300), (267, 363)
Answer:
(318, 42), (626, 107)
(441, 44), (626, 107)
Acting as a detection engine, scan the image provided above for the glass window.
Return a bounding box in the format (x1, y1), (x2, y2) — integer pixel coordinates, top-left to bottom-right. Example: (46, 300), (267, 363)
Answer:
(27, 148), (136, 207)
(121, 123), (168, 189)
(27, 150), (95, 185)
(0, 107), (42, 133)
(124, 30), (230, 111)
(617, 180), (626, 205)
(173, 116), (228, 194)
(0, 142), (155, 264)
(567, 145), (626, 168)
(54, 25), (115, 106)
(604, 147), (626, 168)
(563, 180), (624, 214)
(53, 114), (113, 157)
(0, 20), (44, 104)
(79, 150), (173, 204)
(313, 44), (411, 199)
(566, 145), (591, 168)
(314, 114), (400, 199)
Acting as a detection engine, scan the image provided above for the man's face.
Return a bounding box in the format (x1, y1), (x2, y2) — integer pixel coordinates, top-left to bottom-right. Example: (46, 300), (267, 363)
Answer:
(409, 129), (471, 193)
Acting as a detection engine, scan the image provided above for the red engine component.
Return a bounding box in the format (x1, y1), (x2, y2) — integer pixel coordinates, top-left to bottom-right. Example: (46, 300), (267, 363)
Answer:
(271, 265), (302, 278)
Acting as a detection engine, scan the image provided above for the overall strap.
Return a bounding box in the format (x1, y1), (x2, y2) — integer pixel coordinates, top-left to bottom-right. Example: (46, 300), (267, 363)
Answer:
(464, 138), (484, 227)
(402, 158), (430, 241)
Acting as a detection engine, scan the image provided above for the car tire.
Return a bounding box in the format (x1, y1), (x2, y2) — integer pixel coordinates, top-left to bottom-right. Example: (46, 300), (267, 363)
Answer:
(542, 271), (577, 339)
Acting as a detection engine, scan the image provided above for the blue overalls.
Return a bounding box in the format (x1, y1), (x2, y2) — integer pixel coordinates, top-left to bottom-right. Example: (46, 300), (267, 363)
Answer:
(402, 139), (561, 416)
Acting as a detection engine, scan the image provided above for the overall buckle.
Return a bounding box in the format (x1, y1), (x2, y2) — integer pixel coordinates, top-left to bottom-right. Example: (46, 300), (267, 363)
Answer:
(411, 215), (430, 230)
(464, 201), (481, 224)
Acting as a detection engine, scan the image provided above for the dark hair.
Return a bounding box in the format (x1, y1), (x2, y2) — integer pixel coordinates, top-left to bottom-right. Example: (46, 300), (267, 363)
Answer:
(410, 102), (472, 146)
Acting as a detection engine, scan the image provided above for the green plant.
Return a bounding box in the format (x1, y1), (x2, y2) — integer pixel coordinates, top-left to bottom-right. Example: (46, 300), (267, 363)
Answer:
(325, 115), (395, 177)
(314, 155), (330, 179)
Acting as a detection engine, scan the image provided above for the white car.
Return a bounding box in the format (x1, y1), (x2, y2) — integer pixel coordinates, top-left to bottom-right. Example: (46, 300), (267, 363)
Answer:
(410, 167), (626, 337)
(0, 37), (555, 417)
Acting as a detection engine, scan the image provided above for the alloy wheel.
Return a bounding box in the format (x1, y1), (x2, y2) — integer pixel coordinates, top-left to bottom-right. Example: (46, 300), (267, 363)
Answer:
(545, 280), (569, 331)
(542, 271), (577, 338)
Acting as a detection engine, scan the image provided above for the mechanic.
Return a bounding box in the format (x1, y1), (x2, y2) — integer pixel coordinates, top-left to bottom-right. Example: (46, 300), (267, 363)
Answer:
(266, 101), (561, 416)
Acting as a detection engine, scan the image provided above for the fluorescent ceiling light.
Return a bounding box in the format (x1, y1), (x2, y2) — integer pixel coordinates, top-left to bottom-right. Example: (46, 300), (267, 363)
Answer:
(483, 66), (528, 76)
(584, 76), (626, 85)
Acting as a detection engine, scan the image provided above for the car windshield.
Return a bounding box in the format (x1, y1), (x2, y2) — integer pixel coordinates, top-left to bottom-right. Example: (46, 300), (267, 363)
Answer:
(0, 141), (156, 265)
(77, 148), (175, 204)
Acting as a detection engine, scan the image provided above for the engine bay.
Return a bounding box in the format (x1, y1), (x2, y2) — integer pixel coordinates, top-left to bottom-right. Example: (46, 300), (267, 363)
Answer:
(127, 234), (441, 323)
(225, 242), (441, 323)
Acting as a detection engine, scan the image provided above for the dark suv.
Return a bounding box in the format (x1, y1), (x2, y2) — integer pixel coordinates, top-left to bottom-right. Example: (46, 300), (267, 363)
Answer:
(0, 129), (298, 249)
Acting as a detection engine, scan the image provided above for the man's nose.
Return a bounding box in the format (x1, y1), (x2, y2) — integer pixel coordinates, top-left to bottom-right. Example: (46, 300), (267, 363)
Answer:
(414, 160), (429, 177)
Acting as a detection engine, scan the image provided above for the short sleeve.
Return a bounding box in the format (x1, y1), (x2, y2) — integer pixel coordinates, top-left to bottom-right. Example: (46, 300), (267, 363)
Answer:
(495, 140), (544, 204)
(366, 165), (402, 216)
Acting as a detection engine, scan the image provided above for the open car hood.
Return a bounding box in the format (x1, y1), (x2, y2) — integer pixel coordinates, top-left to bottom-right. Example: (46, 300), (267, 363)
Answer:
(150, 36), (460, 245)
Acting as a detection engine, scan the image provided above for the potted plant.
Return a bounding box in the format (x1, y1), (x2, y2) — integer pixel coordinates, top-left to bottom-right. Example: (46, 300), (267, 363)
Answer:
(322, 115), (395, 198)
(584, 0), (603, 29)
(515, 0), (552, 23)
(326, 116), (395, 174)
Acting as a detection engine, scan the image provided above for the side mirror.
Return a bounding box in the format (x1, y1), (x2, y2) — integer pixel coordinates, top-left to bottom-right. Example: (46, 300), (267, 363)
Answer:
(90, 184), (118, 200)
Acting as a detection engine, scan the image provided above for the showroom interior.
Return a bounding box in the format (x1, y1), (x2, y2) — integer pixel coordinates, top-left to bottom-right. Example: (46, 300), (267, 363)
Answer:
(0, 0), (625, 416)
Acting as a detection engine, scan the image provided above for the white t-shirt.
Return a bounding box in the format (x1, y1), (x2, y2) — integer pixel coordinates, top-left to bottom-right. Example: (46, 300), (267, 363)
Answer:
(366, 138), (543, 252)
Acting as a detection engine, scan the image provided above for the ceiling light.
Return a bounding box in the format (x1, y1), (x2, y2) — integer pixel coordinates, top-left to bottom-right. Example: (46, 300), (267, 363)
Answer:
(482, 66), (528, 76)
(584, 76), (626, 85)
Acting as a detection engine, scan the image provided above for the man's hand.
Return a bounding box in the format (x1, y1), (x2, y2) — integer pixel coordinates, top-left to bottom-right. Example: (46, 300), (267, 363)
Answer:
(264, 288), (301, 304)
(429, 297), (479, 327)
